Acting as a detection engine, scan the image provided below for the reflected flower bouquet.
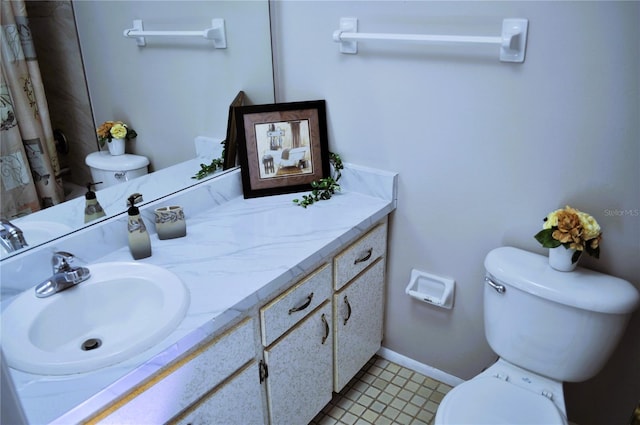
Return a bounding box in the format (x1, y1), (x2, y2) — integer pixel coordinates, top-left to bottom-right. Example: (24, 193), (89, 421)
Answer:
(534, 206), (602, 259)
(97, 121), (137, 147)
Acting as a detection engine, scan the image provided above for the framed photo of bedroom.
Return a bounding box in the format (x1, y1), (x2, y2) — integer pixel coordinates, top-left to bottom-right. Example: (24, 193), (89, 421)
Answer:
(235, 100), (330, 198)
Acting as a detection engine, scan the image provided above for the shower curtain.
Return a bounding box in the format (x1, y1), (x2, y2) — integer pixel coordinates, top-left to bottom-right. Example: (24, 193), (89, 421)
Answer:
(0, 0), (63, 219)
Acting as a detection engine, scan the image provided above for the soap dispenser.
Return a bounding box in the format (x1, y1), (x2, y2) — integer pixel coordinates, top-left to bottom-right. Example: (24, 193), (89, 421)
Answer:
(127, 194), (151, 260)
(84, 182), (106, 223)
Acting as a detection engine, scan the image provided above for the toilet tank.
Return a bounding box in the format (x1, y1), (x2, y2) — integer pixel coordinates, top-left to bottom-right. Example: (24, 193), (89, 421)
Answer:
(483, 247), (639, 382)
(85, 152), (149, 190)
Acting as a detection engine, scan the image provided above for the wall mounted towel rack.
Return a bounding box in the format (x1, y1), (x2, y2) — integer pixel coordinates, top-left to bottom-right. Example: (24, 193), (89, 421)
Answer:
(123, 19), (226, 48)
(333, 18), (528, 63)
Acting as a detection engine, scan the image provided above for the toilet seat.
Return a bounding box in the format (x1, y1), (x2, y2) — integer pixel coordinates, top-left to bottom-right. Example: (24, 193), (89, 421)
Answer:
(435, 376), (567, 425)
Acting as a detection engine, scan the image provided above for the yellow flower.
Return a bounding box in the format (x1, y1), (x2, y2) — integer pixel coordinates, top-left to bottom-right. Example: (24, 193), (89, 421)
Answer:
(578, 211), (601, 240)
(536, 205), (602, 259)
(543, 209), (561, 229)
(110, 123), (128, 139)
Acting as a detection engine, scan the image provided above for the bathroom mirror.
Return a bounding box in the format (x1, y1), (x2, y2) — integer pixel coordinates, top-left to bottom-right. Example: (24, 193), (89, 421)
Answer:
(2, 0), (274, 259)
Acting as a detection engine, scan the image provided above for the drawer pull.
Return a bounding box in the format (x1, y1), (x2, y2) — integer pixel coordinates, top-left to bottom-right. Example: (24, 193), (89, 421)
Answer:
(288, 292), (314, 315)
(354, 248), (373, 265)
(321, 313), (329, 345)
(343, 295), (352, 326)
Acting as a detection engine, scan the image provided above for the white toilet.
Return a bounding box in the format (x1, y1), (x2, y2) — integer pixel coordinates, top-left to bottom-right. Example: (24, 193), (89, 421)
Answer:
(85, 151), (149, 190)
(435, 246), (639, 425)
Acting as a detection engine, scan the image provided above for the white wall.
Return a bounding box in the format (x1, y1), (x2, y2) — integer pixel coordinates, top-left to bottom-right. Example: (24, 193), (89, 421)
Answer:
(271, 1), (639, 424)
(73, 1), (274, 171)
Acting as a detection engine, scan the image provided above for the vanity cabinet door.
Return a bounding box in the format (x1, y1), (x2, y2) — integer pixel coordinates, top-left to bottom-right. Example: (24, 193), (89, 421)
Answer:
(263, 301), (333, 425)
(171, 361), (264, 425)
(333, 258), (385, 392)
(94, 319), (255, 424)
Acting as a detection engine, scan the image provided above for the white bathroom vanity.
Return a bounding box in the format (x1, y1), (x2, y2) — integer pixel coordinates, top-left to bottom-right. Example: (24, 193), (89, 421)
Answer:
(0, 163), (397, 424)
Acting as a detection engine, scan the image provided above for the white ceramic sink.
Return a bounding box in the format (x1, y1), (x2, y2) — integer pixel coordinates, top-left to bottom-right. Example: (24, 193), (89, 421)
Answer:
(2, 262), (189, 375)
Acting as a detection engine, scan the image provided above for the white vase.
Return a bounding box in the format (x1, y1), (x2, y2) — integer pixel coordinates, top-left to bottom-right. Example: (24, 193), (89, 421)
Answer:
(107, 138), (125, 155)
(548, 246), (581, 272)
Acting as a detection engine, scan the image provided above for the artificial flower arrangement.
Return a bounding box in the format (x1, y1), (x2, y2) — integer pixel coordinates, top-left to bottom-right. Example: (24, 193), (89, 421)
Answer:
(534, 205), (602, 263)
(96, 120), (138, 147)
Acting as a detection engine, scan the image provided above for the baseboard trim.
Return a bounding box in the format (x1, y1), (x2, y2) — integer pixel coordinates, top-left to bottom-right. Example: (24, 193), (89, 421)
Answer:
(377, 347), (465, 387)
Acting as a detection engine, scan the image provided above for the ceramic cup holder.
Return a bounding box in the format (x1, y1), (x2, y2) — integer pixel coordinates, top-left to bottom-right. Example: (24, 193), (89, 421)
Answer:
(154, 206), (186, 240)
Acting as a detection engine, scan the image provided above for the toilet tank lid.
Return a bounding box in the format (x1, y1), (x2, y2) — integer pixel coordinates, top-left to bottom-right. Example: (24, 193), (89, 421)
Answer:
(485, 247), (639, 314)
(85, 151), (149, 171)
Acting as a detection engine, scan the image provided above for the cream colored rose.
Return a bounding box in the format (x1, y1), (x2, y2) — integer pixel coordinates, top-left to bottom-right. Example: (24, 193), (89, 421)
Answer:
(578, 211), (601, 240)
(110, 123), (127, 139)
(543, 209), (561, 229)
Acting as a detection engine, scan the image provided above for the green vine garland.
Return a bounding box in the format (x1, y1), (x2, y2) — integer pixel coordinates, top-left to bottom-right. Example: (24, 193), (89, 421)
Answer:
(293, 152), (343, 208)
(192, 157), (224, 180)
(192, 141), (225, 180)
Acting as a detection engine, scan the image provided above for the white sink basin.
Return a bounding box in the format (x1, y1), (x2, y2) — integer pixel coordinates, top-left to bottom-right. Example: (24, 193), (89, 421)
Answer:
(2, 262), (189, 375)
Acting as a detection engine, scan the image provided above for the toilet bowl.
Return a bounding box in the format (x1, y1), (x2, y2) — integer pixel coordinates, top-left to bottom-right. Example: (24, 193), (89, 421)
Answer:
(434, 246), (639, 425)
(85, 151), (149, 190)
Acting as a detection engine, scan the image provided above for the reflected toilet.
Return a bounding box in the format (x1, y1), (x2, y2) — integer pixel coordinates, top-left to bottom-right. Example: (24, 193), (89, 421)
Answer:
(85, 152), (149, 190)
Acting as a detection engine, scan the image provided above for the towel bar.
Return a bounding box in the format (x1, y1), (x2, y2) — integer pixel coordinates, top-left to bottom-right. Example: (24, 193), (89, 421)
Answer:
(123, 19), (226, 48)
(333, 17), (528, 63)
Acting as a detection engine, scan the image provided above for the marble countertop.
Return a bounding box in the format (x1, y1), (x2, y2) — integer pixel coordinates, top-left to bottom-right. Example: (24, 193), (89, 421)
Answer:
(3, 136), (225, 259)
(6, 164), (397, 424)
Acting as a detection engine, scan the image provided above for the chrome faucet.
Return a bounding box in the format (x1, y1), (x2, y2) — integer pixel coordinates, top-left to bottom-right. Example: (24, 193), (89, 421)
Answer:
(34, 252), (91, 298)
(0, 218), (28, 253)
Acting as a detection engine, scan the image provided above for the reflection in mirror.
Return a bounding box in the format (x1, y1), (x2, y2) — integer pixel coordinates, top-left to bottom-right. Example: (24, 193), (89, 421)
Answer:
(1, 140), (227, 260)
(1, 0), (274, 259)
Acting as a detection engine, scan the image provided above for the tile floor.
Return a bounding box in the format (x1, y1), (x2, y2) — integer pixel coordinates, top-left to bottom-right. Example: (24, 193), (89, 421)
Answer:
(311, 355), (452, 425)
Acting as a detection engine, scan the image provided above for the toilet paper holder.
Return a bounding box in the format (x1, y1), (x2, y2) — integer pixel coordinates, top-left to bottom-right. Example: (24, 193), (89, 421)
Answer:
(405, 269), (455, 309)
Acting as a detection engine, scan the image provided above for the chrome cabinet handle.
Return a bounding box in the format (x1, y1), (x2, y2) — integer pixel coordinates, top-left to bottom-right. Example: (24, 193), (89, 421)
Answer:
(321, 313), (329, 345)
(343, 295), (352, 325)
(354, 248), (373, 265)
(486, 277), (506, 294)
(289, 292), (314, 315)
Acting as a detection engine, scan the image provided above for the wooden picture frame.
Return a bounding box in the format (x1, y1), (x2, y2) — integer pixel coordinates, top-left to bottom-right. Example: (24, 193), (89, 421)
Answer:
(222, 91), (245, 170)
(236, 100), (329, 198)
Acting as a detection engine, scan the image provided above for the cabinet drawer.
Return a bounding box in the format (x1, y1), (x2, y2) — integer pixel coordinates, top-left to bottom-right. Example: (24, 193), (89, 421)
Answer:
(95, 318), (255, 424)
(334, 221), (387, 291)
(260, 263), (332, 347)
